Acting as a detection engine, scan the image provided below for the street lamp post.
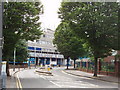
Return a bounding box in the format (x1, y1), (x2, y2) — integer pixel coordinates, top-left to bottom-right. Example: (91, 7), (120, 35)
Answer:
(34, 41), (37, 68)
(0, 2), (3, 89)
(13, 48), (16, 71)
(0, 2), (3, 75)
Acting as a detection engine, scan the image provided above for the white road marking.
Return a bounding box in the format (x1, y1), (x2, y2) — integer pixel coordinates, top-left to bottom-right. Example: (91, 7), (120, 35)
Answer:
(34, 69), (99, 88)
(49, 81), (62, 88)
(34, 71), (47, 79)
(62, 70), (93, 80)
(62, 70), (75, 76)
(52, 73), (59, 77)
(38, 70), (93, 88)
(61, 70), (99, 87)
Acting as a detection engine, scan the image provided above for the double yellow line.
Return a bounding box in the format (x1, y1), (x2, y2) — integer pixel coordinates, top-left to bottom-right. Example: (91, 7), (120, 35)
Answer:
(16, 73), (23, 89)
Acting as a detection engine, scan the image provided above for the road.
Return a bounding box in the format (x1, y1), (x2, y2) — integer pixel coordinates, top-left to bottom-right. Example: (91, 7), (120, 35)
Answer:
(16, 67), (118, 88)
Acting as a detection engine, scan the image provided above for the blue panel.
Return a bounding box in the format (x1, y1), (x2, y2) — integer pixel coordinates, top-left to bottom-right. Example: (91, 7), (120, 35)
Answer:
(9, 62), (21, 64)
(29, 58), (35, 61)
(41, 58), (45, 66)
(57, 59), (61, 65)
(46, 58), (50, 65)
(28, 47), (35, 50)
(36, 48), (41, 50)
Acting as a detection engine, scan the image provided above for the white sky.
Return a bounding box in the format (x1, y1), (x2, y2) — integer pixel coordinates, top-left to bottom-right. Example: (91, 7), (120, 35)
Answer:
(40, 0), (62, 30)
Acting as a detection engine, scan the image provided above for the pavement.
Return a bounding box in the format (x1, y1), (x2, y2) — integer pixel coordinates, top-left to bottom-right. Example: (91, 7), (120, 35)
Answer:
(64, 69), (120, 84)
(6, 68), (25, 88)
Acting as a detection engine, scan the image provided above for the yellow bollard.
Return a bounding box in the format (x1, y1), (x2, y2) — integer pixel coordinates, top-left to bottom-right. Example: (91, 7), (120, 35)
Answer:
(40, 64), (42, 67)
(47, 66), (50, 71)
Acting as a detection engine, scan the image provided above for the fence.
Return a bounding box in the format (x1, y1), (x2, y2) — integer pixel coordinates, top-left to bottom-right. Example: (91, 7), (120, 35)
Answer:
(9, 63), (28, 69)
(76, 61), (119, 77)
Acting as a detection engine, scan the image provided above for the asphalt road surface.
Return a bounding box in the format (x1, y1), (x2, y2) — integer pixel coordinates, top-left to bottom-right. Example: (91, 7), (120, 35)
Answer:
(16, 67), (118, 88)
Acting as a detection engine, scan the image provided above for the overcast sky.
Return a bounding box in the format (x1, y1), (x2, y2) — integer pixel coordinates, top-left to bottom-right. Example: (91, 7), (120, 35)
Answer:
(40, 0), (62, 30)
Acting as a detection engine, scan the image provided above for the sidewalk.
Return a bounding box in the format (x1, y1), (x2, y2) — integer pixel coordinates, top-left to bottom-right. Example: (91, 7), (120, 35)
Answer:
(6, 68), (24, 88)
(64, 69), (119, 84)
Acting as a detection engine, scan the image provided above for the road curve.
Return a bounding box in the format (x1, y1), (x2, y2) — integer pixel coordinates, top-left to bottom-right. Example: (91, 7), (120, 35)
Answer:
(16, 67), (118, 88)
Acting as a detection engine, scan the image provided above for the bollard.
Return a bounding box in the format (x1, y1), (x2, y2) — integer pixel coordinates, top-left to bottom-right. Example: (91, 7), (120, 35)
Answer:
(1, 61), (7, 89)
(40, 64), (42, 68)
(1, 72), (6, 89)
(0, 75), (2, 89)
(47, 66), (50, 72)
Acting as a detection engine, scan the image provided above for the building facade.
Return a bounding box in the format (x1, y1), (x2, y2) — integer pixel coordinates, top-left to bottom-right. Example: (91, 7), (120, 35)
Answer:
(27, 29), (64, 66)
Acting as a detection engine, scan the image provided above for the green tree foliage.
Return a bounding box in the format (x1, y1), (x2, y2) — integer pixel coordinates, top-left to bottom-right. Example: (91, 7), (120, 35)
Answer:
(58, 2), (119, 76)
(4, 40), (28, 62)
(3, 2), (43, 76)
(53, 21), (86, 69)
(3, 2), (43, 60)
(15, 40), (28, 62)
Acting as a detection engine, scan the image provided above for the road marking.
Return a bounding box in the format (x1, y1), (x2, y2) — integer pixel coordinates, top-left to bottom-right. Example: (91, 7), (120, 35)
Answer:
(49, 81), (62, 88)
(16, 73), (20, 89)
(62, 70), (119, 84)
(35, 71), (62, 87)
(34, 71), (47, 79)
(61, 70), (78, 78)
(16, 79), (19, 88)
(61, 70), (99, 87)
(52, 73), (59, 77)
(16, 72), (23, 89)
(62, 70), (92, 79)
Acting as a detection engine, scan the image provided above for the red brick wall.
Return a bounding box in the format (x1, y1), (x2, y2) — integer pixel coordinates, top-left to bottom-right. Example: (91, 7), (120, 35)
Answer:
(104, 56), (115, 62)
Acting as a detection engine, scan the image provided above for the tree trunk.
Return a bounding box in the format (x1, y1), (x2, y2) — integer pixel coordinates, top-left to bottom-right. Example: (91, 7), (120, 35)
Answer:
(93, 57), (98, 77)
(66, 57), (69, 69)
(6, 60), (10, 76)
(67, 64), (68, 69)
(74, 59), (76, 69)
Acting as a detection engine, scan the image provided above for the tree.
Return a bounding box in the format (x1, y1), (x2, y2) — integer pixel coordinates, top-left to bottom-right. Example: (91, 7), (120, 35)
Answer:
(15, 40), (28, 62)
(3, 2), (43, 76)
(4, 40), (28, 62)
(58, 2), (119, 76)
(53, 21), (86, 69)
